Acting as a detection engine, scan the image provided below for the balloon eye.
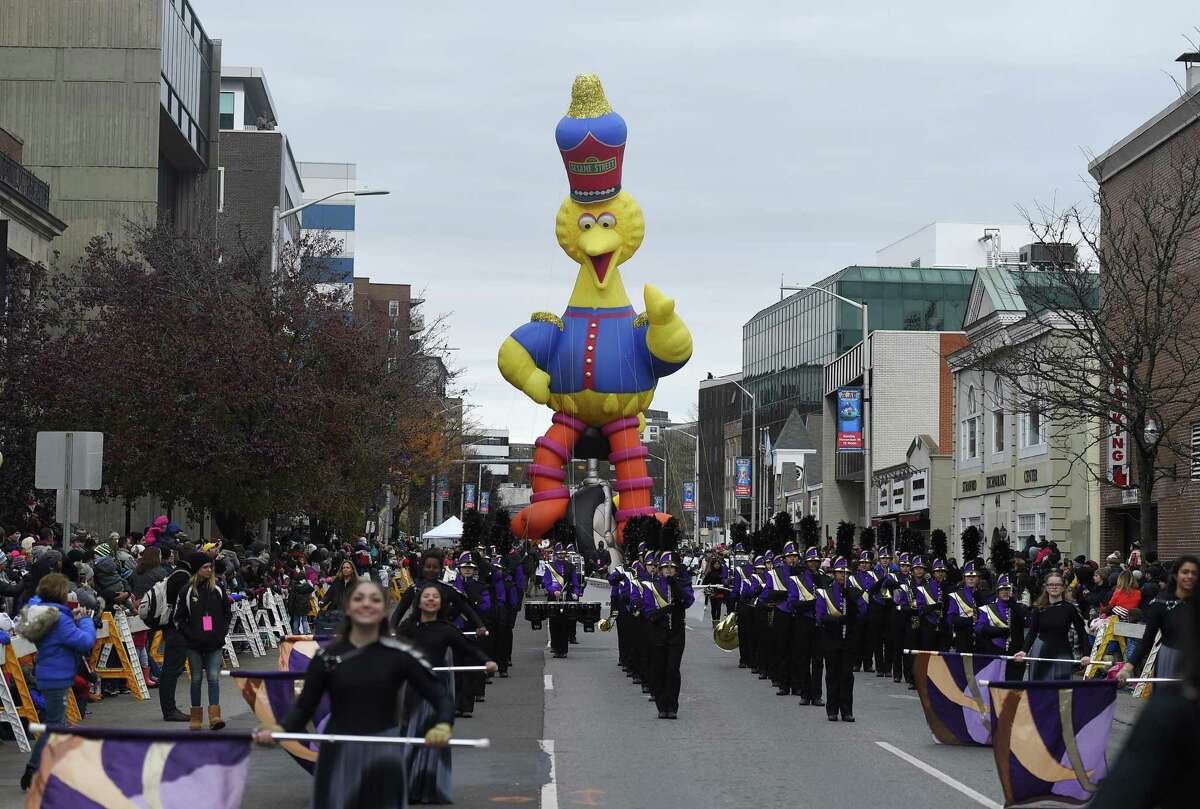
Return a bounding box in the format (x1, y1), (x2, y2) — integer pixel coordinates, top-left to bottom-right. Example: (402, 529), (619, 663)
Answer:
(578, 214), (596, 230)
(597, 213), (617, 229)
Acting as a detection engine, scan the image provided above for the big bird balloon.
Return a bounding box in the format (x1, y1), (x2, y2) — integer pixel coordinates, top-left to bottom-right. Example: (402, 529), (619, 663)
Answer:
(498, 74), (692, 546)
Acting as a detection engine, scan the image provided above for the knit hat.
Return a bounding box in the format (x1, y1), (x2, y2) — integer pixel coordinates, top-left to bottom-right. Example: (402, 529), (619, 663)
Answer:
(186, 552), (211, 573)
(94, 543), (113, 558)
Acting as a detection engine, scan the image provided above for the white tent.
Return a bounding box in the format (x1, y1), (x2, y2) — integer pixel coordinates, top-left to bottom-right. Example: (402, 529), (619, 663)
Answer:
(422, 516), (463, 548)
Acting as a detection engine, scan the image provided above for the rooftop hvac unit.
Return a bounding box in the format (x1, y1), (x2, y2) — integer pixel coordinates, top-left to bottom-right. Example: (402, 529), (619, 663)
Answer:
(1019, 242), (1077, 269)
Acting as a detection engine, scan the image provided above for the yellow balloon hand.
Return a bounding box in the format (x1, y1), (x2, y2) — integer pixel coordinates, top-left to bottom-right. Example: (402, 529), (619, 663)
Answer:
(643, 284), (676, 326)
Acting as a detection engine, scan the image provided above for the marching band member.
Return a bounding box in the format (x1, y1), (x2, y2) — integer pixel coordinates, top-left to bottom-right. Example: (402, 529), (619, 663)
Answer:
(910, 557), (943, 656)
(542, 543), (580, 658)
(946, 560), (983, 653)
(816, 556), (858, 722)
(763, 547), (796, 693)
(976, 573), (1027, 679)
(751, 556), (771, 679)
(848, 550), (877, 672)
(734, 555), (758, 671)
(642, 551), (695, 719)
(870, 548), (895, 676)
(890, 552), (915, 685)
(788, 546), (825, 706)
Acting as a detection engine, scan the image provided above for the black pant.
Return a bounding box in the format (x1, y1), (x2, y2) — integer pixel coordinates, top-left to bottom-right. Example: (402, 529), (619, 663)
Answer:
(736, 604), (755, 668)
(549, 614), (572, 655)
(771, 611), (794, 690)
(951, 619), (976, 653)
(754, 608), (771, 674)
(869, 602), (890, 670)
(157, 628), (187, 718)
(823, 640), (854, 718)
(709, 596), (725, 622)
(891, 610), (911, 682)
(649, 622), (686, 713)
(790, 615), (823, 700)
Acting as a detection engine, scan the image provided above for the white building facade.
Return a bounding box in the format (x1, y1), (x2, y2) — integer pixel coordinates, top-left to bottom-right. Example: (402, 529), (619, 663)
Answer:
(948, 268), (1100, 560)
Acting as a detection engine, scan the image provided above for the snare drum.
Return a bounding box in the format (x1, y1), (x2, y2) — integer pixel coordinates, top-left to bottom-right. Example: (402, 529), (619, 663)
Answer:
(524, 601), (548, 629)
(577, 602), (601, 632)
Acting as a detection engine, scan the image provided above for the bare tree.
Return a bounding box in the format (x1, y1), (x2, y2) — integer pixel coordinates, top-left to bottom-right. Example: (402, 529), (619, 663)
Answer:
(959, 138), (1200, 552)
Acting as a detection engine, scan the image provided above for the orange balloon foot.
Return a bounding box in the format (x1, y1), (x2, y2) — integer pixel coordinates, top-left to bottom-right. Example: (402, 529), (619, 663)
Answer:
(512, 498), (569, 540)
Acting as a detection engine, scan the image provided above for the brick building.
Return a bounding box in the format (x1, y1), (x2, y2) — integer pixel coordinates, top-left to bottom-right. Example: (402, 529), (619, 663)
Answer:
(1089, 55), (1200, 560)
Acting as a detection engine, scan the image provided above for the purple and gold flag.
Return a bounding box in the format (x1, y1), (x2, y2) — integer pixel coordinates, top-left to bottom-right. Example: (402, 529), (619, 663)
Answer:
(988, 680), (1117, 808)
(27, 726), (250, 808)
(233, 635), (329, 773)
(912, 651), (1006, 745)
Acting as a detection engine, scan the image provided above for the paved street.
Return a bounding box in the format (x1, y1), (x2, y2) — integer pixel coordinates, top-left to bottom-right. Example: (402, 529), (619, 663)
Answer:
(0, 601), (1146, 809)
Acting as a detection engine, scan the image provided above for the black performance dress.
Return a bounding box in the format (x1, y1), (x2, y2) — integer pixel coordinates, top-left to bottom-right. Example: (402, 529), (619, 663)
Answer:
(400, 619), (492, 804)
(281, 637), (453, 809)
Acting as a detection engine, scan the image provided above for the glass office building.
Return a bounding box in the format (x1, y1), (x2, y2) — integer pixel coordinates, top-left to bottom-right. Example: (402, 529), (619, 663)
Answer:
(741, 265), (975, 453)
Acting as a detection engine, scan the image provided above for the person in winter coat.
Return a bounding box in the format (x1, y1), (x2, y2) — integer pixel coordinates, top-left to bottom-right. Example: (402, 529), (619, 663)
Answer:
(91, 543), (131, 609)
(174, 553), (231, 730)
(143, 515), (170, 547)
(19, 573), (97, 791)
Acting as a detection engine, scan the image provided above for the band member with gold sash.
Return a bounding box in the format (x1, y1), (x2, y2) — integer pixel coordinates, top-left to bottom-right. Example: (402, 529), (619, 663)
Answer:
(788, 546), (825, 706)
(910, 556), (943, 654)
(751, 556), (771, 679)
(735, 557), (760, 671)
(848, 550), (877, 672)
(816, 556), (858, 722)
(542, 542), (579, 658)
(763, 546), (796, 693)
(976, 574), (1027, 679)
(946, 559), (983, 652)
(889, 552), (914, 686)
(870, 548), (895, 675)
(642, 551), (695, 718)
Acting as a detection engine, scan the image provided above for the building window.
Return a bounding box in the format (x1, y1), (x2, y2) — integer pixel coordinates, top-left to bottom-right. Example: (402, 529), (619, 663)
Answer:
(961, 417), (978, 460)
(1192, 423), (1200, 480)
(645, 425), (661, 442)
(1021, 400), (1044, 448)
(892, 481), (904, 508)
(387, 328), (398, 343)
(219, 91), (235, 129)
(911, 475), (926, 506)
(962, 384), (981, 461)
(1018, 512), (1047, 543)
(388, 300), (400, 318)
(992, 378), (1005, 452)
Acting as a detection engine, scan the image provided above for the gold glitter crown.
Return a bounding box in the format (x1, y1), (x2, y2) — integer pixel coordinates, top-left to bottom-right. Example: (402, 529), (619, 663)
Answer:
(566, 74), (613, 119)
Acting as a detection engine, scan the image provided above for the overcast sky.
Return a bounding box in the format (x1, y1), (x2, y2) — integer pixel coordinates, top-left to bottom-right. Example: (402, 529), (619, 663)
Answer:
(203, 1), (1197, 442)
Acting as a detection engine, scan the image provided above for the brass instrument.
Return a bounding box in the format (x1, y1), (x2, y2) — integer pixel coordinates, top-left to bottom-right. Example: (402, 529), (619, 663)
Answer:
(713, 611), (739, 651)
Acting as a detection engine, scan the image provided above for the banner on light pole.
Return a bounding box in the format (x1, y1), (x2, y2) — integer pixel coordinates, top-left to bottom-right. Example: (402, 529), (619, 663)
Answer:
(479, 491), (490, 514)
(464, 483), (476, 510)
(734, 457), (752, 499)
(682, 481), (695, 511)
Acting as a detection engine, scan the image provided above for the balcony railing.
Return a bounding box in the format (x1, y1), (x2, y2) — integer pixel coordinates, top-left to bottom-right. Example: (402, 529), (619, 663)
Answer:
(0, 150), (50, 211)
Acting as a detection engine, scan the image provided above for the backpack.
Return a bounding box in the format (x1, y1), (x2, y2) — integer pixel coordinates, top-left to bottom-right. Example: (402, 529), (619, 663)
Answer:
(138, 571), (183, 628)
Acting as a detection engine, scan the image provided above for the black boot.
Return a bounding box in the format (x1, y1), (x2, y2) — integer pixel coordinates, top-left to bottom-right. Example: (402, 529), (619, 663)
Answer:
(20, 765), (35, 791)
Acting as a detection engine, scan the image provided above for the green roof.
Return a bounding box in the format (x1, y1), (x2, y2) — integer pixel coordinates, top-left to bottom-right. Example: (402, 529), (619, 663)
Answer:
(976, 266), (1028, 312)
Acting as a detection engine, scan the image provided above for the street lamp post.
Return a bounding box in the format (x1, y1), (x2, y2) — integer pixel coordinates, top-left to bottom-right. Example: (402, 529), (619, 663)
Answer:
(663, 425), (699, 545)
(781, 284), (871, 531)
(269, 188), (390, 280)
(729, 380), (758, 536)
